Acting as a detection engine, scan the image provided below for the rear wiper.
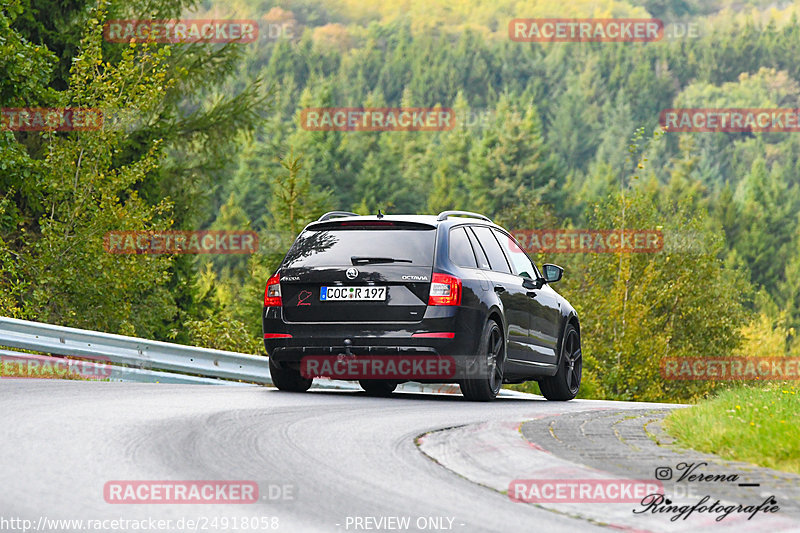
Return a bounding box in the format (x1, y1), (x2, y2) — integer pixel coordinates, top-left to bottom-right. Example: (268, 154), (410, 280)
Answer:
(351, 256), (413, 265)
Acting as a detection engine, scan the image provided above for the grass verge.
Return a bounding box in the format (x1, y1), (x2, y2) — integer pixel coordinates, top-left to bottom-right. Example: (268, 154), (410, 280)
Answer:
(664, 381), (799, 474)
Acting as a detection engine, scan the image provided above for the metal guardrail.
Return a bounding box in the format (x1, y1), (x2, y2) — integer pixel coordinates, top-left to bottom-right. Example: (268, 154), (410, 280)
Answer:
(0, 316), (526, 397)
(0, 349), (245, 385)
(0, 316), (270, 384)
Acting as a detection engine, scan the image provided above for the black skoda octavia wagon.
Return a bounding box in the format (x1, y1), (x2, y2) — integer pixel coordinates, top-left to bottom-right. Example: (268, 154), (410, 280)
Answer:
(263, 211), (581, 401)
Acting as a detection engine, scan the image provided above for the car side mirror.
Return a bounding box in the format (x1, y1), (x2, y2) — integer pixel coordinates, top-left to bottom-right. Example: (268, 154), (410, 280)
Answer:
(542, 263), (564, 283)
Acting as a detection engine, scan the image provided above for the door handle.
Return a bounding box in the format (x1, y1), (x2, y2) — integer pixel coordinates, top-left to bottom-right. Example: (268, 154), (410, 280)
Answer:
(494, 285), (506, 293)
(526, 291), (538, 297)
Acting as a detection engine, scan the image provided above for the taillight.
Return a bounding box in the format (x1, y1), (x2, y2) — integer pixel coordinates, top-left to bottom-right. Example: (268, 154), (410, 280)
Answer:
(412, 332), (455, 338)
(264, 273), (282, 307)
(428, 273), (462, 306)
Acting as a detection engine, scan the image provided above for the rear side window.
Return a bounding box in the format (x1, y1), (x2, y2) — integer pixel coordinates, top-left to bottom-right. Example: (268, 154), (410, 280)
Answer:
(471, 226), (512, 274)
(449, 227), (477, 268)
(282, 226), (436, 268)
(465, 228), (491, 269)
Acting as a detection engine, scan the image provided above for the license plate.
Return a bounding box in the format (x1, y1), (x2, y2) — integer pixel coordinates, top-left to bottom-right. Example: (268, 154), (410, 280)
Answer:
(321, 286), (387, 301)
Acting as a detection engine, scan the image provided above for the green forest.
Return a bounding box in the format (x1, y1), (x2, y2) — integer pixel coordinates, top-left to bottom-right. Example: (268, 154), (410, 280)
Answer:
(3, 0), (800, 402)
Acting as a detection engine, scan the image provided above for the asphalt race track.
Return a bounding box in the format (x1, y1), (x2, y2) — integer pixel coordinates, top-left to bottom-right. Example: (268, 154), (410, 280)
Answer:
(1, 381), (796, 532)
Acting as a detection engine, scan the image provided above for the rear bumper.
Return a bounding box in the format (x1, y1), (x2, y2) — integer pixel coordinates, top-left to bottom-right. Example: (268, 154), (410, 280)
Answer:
(263, 305), (483, 381)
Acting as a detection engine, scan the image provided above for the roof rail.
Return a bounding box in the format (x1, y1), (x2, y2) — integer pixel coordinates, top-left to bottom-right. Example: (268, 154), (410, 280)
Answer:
(317, 211), (359, 222)
(436, 210), (492, 223)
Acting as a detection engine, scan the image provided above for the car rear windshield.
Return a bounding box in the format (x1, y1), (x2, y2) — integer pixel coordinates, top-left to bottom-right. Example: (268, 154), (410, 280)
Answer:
(282, 224), (436, 268)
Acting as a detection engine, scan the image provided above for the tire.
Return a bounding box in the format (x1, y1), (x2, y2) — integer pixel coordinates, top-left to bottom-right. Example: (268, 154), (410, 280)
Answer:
(460, 319), (505, 402)
(539, 323), (581, 401)
(269, 357), (312, 392)
(359, 380), (397, 396)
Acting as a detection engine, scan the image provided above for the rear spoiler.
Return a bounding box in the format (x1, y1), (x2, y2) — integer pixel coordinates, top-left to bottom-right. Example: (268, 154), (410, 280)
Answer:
(317, 211), (359, 221)
(306, 219), (436, 231)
